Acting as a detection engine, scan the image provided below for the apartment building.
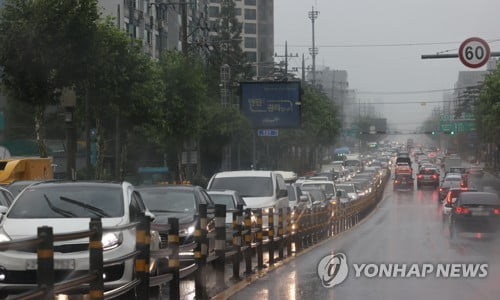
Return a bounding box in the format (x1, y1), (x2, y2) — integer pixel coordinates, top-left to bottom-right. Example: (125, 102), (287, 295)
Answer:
(99, 0), (210, 59)
(208, 0), (274, 78)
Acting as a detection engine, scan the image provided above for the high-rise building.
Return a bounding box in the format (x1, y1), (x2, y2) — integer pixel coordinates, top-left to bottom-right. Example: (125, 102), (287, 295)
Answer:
(99, 0), (209, 59)
(207, 0), (274, 78)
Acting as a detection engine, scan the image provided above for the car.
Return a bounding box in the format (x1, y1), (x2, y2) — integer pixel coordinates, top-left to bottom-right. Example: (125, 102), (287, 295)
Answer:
(300, 180), (337, 200)
(335, 183), (359, 202)
(416, 167), (440, 188)
(351, 179), (371, 197)
(467, 166), (484, 178)
(449, 192), (500, 239)
(207, 170), (289, 230)
(393, 173), (414, 191)
(207, 189), (247, 243)
(138, 185), (215, 249)
(286, 183), (308, 210)
(0, 181), (160, 297)
(442, 187), (478, 222)
(439, 174), (465, 200)
(448, 167), (468, 182)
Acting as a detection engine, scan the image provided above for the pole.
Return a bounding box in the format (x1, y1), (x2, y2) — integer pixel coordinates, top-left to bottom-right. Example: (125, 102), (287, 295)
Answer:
(301, 53), (305, 82)
(252, 130), (256, 169)
(308, 7), (319, 86)
(285, 41), (288, 80)
(181, 0), (188, 55)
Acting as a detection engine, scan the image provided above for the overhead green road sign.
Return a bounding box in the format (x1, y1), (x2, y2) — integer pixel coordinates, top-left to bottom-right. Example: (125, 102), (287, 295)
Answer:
(439, 120), (476, 132)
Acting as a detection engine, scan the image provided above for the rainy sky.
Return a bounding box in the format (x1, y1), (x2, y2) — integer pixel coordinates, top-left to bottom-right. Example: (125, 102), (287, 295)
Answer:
(274, 0), (500, 131)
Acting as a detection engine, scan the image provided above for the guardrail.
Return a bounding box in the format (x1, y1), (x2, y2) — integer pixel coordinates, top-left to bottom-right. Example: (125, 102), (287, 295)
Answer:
(0, 172), (389, 300)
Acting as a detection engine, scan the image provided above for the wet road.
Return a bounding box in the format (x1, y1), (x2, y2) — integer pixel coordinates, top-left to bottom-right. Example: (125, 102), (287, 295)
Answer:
(230, 171), (500, 300)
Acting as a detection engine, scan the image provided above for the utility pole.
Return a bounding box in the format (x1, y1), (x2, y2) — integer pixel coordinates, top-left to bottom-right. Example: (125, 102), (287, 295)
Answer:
(301, 53), (305, 82)
(274, 41), (299, 80)
(308, 7), (319, 86)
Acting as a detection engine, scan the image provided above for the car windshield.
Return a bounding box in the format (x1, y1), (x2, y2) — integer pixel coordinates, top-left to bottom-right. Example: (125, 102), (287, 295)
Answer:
(301, 183), (334, 195)
(209, 194), (235, 209)
(8, 185), (123, 218)
(344, 160), (360, 167)
(210, 177), (273, 197)
(336, 185), (355, 193)
(140, 189), (196, 212)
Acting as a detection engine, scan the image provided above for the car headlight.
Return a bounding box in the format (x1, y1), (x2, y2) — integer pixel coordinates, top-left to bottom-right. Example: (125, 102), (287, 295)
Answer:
(0, 229), (10, 243)
(187, 225), (195, 235)
(262, 208), (269, 215)
(102, 232), (122, 251)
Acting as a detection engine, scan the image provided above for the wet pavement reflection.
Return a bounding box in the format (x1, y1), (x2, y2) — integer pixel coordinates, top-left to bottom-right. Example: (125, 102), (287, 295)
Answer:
(230, 172), (500, 300)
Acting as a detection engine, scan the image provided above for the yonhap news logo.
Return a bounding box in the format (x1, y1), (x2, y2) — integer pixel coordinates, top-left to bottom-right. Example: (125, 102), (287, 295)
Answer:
(317, 253), (349, 288)
(317, 252), (488, 288)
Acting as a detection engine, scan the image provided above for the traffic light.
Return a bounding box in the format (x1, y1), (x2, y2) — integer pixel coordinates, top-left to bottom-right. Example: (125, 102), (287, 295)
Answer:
(431, 131), (436, 135)
(450, 131), (455, 135)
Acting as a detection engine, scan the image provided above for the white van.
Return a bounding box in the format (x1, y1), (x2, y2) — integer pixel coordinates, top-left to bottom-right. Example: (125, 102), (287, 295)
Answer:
(207, 170), (289, 212)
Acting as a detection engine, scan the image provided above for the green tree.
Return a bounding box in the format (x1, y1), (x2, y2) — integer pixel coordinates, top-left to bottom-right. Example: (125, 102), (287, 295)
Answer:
(477, 66), (500, 144)
(145, 51), (209, 181)
(0, 0), (98, 157)
(83, 20), (160, 179)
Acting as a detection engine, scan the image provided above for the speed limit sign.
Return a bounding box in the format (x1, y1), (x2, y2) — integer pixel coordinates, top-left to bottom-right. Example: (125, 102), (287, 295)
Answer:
(459, 37), (490, 68)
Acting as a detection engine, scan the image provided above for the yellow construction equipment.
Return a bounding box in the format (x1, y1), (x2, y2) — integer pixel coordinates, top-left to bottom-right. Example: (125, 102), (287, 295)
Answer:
(0, 158), (53, 185)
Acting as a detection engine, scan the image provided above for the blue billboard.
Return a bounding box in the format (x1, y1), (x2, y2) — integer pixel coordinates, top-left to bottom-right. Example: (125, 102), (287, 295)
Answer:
(240, 81), (301, 128)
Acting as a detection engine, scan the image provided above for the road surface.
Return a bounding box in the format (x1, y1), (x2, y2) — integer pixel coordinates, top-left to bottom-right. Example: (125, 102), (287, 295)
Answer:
(230, 171), (500, 300)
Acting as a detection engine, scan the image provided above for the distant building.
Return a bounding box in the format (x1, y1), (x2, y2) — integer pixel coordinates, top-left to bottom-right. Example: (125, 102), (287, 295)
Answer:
(207, 0), (274, 78)
(452, 70), (487, 116)
(307, 66), (351, 128)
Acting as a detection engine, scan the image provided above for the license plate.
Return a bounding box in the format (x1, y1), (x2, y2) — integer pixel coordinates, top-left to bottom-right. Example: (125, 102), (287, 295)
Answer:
(472, 211), (490, 217)
(26, 259), (75, 270)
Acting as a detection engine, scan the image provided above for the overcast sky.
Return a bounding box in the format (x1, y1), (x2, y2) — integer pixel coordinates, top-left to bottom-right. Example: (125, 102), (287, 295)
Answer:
(274, 0), (500, 131)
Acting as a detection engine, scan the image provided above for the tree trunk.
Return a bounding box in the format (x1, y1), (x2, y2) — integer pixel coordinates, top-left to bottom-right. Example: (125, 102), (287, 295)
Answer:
(176, 142), (184, 182)
(84, 86), (91, 177)
(114, 113), (121, 180)
(34, 105), (48, 158)
(95, 117), (106, 180)
(119, 131), (128, 181)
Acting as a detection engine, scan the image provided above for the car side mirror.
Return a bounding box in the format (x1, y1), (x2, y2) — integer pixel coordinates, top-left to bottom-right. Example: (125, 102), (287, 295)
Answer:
(0, 206), (7, 215)
(144, 210), (155, 221)
(278, 189), (288, 198)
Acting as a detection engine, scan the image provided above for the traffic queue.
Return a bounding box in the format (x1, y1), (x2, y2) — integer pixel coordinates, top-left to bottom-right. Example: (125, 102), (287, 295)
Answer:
(391, 143), (500, 241)
(0, 148), (392, 299)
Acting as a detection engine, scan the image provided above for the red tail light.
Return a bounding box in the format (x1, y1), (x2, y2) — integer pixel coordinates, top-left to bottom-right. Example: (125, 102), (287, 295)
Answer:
(494, 208), (500, 215)
(439, 188), (443, 192)
(394, 180), (399, 184)
(432, 175), (438, 179)
(417, 174), (423, 179)
(455, 206), (470, 214)
(446, 194), (452, 204)
(460, 187), (468, 191)
(460, 182), (466, 187)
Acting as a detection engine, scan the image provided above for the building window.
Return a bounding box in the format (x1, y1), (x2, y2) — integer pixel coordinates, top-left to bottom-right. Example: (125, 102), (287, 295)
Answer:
(244, 8), (256, 20)
(244, 23), (256, 34)
(244, 37), (257, 48)
(234, 8), (241, 16)
(208, 6), (220, 17)
(210, 0), (220, 2)
(245, 51), (257, 62)
(244, 0), (256, 5)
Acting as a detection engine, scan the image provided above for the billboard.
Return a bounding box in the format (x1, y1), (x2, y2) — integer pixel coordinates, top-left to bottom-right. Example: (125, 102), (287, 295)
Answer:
(240, 81), (301, 128)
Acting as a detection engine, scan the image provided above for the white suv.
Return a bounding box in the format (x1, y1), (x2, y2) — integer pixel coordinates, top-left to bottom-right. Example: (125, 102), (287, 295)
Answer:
(0, 181), (159, 298)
